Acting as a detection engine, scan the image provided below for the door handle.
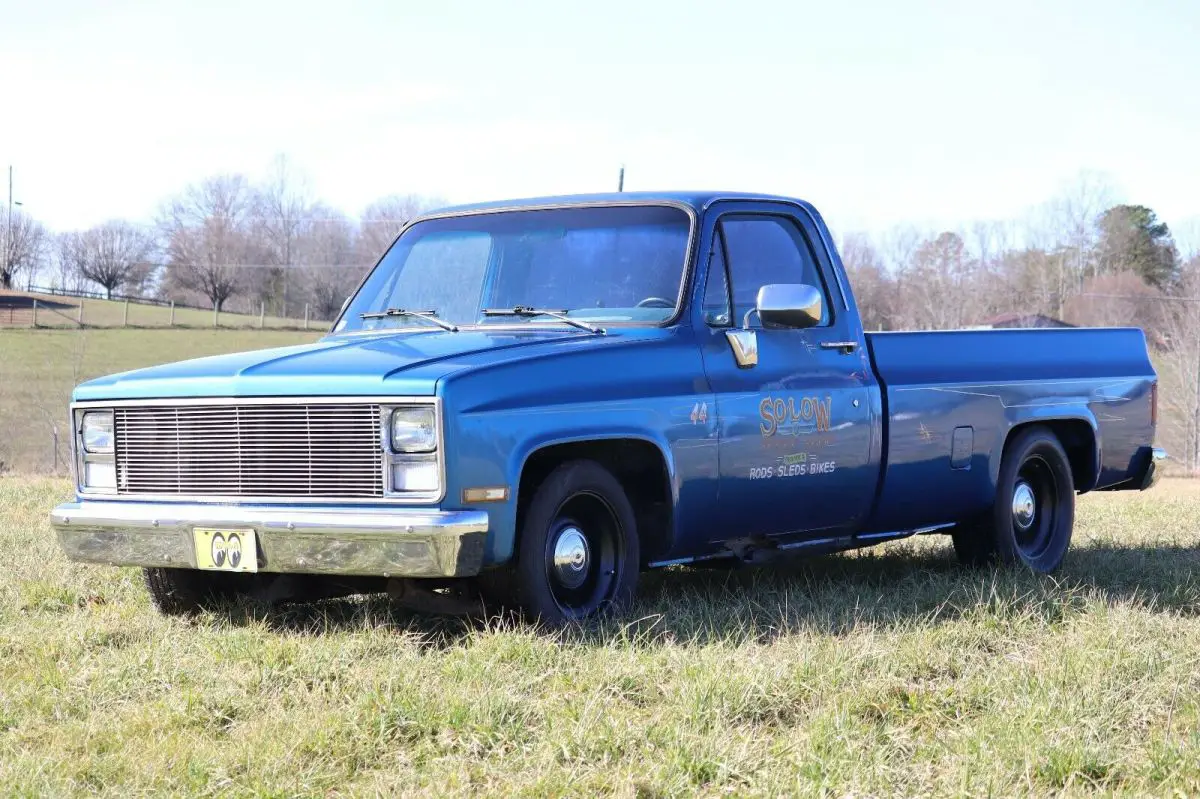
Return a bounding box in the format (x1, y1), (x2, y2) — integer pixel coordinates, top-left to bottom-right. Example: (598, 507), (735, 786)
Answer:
(820, 340), (859, 353)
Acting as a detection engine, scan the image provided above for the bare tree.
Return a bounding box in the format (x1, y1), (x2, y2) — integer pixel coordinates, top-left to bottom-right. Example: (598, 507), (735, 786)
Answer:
(296, 206), (362, 320)
(839, 232), (895, 331)
(1063, 272), (1167, 336)
(59, 221), (155, 299)
(1156, 260), (1200, 472)
(159, 175), (255, 311)
(251, 155), (315, 315)
(357, 194), (445, 265)
(2, 210), (48, 289)
(1173, 219), (1200, 267)
(878, 223), (924, 274)
(1041, 169), (1118, 282)
(995, 247), (1071, 318)
(893, 231), (985, 330)
(49, 236), (90, 294)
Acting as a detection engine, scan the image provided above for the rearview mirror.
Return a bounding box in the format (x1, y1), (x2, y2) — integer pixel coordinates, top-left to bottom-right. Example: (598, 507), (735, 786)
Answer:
(754, 283), (822, 329)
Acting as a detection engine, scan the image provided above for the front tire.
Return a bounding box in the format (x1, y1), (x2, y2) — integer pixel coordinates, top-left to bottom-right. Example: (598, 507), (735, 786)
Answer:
(952, 426), (1075, 572)
(495, 460), (640, 626)
(143, 568), (247, 615)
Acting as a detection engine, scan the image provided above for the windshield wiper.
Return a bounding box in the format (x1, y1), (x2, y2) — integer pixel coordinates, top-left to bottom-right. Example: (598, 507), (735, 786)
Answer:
(480, 306), (605, 335)
(359, 308), (458, 332)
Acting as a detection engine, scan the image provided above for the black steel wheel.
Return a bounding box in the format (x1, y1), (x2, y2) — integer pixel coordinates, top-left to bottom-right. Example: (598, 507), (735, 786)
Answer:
(498, 460), (639, 626)
(952, 426), (1075, 572)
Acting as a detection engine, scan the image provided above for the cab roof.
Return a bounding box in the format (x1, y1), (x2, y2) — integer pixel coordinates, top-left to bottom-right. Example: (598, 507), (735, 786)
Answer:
(419, 191), (821, 219)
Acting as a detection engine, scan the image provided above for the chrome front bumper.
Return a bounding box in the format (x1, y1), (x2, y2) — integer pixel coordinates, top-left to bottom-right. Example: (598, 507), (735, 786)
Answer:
(49, 501), (489, 578)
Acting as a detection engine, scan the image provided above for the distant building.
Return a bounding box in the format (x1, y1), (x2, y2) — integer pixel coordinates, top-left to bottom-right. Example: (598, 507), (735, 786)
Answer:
(970, 313), (1075, 330)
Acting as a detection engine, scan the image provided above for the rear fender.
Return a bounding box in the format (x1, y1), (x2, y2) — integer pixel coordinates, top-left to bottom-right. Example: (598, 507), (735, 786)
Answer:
(992, 405), (1100, 492)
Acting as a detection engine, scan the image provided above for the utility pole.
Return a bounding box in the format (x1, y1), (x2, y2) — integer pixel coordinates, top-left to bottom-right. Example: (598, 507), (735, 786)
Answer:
(5, 166), (11, 287)
(617, 165), (625, 192)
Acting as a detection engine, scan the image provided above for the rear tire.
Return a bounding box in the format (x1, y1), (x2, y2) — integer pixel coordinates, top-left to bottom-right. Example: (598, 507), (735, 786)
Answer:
(488, 460), (640, 627)
(952, 426), (1075, 572)
(142, 568), (246, 615)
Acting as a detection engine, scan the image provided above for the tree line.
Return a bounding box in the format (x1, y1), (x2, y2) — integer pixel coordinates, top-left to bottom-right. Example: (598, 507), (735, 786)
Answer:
(838, 175), (1200, 472)
(5, 163), (1200, 467)
(2, 156), (444, 320)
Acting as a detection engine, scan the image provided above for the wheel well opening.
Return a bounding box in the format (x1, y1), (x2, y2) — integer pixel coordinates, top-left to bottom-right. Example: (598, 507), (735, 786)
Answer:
(518, 440), (673, 565)
(1009, 419), (1098, 492)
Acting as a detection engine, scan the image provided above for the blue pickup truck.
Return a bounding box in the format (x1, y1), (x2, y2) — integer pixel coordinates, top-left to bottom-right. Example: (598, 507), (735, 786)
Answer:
(51, 192), (1165, 624)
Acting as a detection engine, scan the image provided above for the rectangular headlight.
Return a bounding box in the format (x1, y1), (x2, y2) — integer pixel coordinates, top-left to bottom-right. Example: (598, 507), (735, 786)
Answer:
(81, 410), (115, 454)
(390, 407), (436, 453)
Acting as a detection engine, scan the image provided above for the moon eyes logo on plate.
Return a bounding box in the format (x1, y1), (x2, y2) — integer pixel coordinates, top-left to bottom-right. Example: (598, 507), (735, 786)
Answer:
(193, 528), (258, 572)
(226, 534), (242, 568)
(211, 533), (227, 567)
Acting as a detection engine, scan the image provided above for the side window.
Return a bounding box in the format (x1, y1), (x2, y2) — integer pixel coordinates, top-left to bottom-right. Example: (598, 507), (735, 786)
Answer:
(721, 215), (831, 327)
(701, 229), (732, 326)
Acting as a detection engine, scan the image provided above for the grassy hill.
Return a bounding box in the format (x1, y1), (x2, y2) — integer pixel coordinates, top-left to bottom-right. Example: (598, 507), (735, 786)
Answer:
(0, 328), (322, 473)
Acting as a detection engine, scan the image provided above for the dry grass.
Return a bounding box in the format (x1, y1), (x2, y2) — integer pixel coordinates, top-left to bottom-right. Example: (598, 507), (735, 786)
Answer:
(1, 290), (327, 330)
(2, 477), (1199, 796)
(0, 328), (321, 473)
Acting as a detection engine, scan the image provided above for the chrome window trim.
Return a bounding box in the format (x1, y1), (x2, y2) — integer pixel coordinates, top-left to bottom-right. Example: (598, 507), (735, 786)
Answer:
(705, 211), (838, 329)
(332, 200), (699, 333)
(701, 197), (851, 311)
(70, 396), (445, 506)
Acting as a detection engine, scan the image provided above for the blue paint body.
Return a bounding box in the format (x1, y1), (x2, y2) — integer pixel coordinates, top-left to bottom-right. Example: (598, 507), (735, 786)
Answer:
(73, 192), (1159, 568)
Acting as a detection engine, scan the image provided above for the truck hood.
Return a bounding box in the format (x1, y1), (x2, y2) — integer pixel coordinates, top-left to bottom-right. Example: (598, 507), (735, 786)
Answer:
(72, 327), (605, 401)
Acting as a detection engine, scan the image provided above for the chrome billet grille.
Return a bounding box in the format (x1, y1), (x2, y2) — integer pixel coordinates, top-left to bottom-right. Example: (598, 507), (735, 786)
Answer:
(113, 404), (385, 499)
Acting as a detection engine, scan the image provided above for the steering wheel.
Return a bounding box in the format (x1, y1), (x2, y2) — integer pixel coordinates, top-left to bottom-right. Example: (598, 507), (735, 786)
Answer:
(636, 296), (675, 309)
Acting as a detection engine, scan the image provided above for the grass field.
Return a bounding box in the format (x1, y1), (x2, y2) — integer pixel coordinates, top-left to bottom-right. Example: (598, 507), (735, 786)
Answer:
(1, 290), (329, 331)
(2, 477), (1199, 796)
(0, 328), (322, 472)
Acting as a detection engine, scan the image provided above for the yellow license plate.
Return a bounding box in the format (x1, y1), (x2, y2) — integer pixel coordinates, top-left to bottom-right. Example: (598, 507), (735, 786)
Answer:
(193, 528), (258, 572)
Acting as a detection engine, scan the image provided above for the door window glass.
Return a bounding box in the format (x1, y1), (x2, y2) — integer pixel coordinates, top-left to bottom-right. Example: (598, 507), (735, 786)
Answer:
(721, 215), (831, 327)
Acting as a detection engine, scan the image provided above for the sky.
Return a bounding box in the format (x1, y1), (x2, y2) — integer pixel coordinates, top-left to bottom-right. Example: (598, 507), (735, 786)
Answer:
(2, 0), (1198, 250)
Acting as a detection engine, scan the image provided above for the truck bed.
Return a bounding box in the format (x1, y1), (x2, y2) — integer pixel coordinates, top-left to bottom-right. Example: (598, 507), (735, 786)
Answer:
(863, 327), (1157, 533)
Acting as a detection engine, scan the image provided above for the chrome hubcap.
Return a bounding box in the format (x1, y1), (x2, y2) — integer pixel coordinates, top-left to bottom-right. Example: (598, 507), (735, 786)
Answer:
(551, 526), (590, 589)
(1012, 482), (1036, 531)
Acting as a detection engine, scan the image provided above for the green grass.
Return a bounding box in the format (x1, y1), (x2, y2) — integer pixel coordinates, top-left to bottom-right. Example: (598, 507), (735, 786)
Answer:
(2, 477), (1200, 796)
(0, 328), (322, 472)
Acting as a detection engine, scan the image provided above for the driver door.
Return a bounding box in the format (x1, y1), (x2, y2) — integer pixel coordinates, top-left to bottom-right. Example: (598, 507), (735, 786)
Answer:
(698, 203), (876, 540)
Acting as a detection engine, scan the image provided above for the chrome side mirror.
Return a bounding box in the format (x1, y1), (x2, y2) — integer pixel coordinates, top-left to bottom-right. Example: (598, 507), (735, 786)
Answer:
(754, 283), (822, 329)
(724, 283), (823, 368)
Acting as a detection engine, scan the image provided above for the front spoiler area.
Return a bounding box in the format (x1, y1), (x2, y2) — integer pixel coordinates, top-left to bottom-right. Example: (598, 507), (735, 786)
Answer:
(50, 501), (489, 578)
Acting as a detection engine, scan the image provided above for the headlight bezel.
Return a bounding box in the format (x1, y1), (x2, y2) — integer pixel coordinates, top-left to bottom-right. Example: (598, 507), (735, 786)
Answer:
(74, 408), (117, 493)
(382, 402), (444, 501)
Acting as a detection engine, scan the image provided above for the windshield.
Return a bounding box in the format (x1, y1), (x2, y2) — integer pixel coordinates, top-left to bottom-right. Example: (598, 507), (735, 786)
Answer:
(337, 205), (692, 332)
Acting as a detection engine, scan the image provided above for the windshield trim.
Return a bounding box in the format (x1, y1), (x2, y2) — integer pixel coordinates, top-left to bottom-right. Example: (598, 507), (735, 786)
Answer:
(334, 200), (699, 332)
